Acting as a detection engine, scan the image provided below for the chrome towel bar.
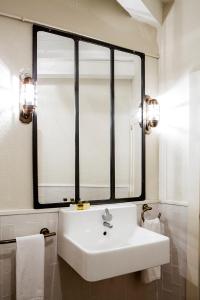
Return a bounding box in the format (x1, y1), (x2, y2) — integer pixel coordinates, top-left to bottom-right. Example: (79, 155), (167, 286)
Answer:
(0, 228), (56, 245)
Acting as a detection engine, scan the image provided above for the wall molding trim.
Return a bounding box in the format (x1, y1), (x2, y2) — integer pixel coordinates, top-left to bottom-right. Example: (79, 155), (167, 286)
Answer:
(0, 200), (188, 216)
(160, 200), (189, 207)
(0, 201), (159, 216)
(0, 208), (59, 216)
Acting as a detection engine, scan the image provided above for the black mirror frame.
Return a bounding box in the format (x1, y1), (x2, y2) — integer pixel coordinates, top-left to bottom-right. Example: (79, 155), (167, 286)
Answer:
(32, 24), (145, 209)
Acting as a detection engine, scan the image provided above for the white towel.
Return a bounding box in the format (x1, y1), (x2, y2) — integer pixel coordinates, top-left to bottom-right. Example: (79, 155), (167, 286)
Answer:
(16, 234), (45, 300)
(141, 218), (161, 283)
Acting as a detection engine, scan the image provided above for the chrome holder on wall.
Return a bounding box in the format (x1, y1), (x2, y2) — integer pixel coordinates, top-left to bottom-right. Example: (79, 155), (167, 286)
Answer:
(0, 227), (56, 245)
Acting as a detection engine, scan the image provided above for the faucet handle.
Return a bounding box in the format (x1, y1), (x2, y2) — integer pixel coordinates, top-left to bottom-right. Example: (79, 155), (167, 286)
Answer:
(102, 208), (112, 222)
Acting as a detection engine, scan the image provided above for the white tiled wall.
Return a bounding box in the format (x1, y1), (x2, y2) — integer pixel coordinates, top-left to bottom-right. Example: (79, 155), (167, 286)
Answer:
(0, 204), (187, 300)
(0, 212), (61, 300)
(158, 204), (187, 300)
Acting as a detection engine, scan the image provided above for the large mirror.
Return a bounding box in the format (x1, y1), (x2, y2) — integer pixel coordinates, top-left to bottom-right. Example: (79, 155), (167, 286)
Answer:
(33, 25), (145, 208)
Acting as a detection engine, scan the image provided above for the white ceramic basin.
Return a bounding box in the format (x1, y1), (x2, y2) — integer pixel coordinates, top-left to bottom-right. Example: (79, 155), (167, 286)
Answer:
(58, 203), (169, 281)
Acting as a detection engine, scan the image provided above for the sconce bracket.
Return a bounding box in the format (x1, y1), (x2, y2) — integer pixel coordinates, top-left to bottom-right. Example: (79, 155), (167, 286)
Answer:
(19, 110), (33, 124)
(145, 122), (152, 135)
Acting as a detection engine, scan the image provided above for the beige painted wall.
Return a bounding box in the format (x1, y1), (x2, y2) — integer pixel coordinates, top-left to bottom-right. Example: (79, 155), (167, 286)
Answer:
(0, 17), (33, 209)
(0, 1), (159, 210)
(0, 0), (158, 57)
(158, 0), (200, 298)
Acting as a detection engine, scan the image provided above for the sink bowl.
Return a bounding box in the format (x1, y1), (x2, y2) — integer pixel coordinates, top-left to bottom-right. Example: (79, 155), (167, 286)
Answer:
(58, 203), (169, 281)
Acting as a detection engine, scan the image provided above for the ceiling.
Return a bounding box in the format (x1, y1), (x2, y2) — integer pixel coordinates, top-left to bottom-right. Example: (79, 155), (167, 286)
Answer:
(116, 0), (174, 27)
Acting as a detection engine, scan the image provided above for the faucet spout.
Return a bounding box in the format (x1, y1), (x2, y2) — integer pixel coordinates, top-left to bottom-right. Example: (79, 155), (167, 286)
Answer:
(103, 221), (113, 229)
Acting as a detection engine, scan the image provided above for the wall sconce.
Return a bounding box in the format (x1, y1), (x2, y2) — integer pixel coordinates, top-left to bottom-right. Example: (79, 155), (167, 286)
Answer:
(144, 95), (160, 134)
(19, 72), (36, 124)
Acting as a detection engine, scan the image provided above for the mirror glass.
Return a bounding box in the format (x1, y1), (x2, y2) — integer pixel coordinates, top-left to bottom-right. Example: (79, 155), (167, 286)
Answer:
(37, 31), (75, 203)
(79, 42), (110, 200)
(115, 50), (142, 198)
(34, 26), (144, 207)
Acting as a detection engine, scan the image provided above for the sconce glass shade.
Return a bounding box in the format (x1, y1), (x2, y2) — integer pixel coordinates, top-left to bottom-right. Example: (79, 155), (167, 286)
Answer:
(145, 96), (160, 134)
(19, 73), (36, 123)
(136, 103), (142, 126)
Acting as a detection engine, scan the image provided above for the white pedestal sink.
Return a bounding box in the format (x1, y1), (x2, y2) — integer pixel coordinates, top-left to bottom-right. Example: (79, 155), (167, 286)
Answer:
(58, 203), (169, 282)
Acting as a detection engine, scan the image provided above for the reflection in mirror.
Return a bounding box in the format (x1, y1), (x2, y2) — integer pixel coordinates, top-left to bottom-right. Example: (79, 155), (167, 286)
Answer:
(115, 51), (142, 198)
(79, 42), (110, 200)
(37, 31), (75, 203)
(34, 25), (144, 207)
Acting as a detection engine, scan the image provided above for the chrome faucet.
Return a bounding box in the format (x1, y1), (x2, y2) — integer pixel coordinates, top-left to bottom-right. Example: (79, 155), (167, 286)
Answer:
(102, 208), (113, 228)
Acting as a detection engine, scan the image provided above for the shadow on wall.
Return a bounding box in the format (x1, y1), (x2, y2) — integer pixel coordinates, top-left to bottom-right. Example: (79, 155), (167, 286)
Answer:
(58, 256), (158, 300)
(0, 248), (16, 298)
(162, 1), (175, 23)
(158, 217), (186, 299)
(136, 203), (187, 300)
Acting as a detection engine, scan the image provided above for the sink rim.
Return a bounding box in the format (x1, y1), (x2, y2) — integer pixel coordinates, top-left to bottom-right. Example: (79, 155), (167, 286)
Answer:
(59, 202), (137, 213)
(63, 226), (169, 255)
